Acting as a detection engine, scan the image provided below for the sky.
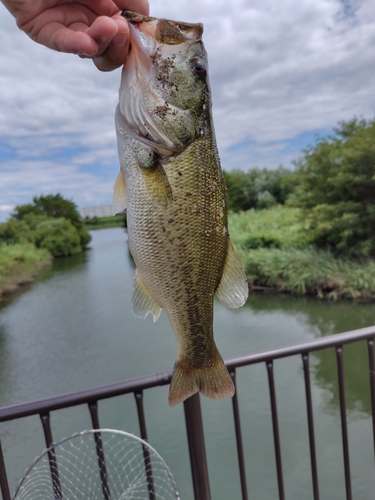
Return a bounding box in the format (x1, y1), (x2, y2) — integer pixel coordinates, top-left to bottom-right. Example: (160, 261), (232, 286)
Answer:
(1, 0), (375, 221)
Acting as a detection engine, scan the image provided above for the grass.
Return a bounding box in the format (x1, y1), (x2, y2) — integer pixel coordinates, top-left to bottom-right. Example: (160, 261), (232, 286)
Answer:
(0, 243), (52, 298)
(228, 206), (375, 301)
(84, 214), (126, 230)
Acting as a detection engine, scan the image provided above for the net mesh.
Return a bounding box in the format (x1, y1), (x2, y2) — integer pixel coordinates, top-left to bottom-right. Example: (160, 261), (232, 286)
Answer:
(13, 429), (180, 500)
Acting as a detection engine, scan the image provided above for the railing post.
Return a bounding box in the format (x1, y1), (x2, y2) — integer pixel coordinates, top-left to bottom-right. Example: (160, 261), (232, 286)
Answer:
(230, 369), (248, 500)
(88, 402), (111, 500)
(367, 338), (375, 465)
(40, 412), (63, 500)
(0, 438), (11, 500)
(302, 353), (320, 500)
(266, 360), (285, 500)
(335, 346), (352, 500)
(134, 391), (156, 500)
(183, 394), (211, 500)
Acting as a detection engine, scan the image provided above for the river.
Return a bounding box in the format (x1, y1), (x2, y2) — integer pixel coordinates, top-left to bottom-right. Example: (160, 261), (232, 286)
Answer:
(1, 227), (374, 499)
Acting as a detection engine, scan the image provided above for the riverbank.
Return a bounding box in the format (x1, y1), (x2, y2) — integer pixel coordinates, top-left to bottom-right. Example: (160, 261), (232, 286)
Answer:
(84, 214), (126, 230)
(0, 243), (52, 300)
(229, 207), (375, 301)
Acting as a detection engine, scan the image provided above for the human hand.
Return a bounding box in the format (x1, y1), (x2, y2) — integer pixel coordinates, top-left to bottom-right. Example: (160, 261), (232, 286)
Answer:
(1, 0), (149, 71)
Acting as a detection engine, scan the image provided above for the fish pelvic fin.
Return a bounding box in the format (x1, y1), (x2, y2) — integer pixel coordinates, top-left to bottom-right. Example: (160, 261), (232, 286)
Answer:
(168, 345), (235, 406)
(112, 170), (127, 214)
(132, 270), (162, 322)
(216, 240), (249, 309)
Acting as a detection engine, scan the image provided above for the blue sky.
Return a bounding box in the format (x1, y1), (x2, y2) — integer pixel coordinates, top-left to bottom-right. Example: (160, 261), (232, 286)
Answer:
(1, 0), (375, 221)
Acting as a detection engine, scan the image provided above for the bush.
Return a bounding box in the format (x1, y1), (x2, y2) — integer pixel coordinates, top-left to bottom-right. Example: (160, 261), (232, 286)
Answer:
(0, 219), (32, 244)
(33, 218), (82, 257)
(289, 117), (375, 257)
(228, 206), (311, 254)
(244, 233), (282, 249)
(12, 193), (91, 248)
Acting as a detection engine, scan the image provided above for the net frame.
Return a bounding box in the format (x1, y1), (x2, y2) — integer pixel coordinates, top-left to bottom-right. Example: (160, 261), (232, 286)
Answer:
(13, 429), (180, 500)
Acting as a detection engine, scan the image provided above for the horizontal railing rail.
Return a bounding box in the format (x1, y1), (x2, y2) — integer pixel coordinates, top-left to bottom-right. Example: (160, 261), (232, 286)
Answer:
(1, 325), (375, 500)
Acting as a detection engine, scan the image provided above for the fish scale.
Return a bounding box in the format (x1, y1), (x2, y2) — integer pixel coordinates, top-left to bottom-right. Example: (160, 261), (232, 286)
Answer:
(114, 11), (248, 405)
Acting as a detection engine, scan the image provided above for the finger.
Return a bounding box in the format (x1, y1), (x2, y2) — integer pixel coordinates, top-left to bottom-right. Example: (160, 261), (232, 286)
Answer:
(92, 16), (130, 71)
(84, 16), (119, 56)
(37, 21), (99, 55)
(114, 0), (149, 16)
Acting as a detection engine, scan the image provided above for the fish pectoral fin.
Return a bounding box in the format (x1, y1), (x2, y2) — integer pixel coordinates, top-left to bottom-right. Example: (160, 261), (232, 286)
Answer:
(139, 155), (173, 206)
(132, 270), (162, 322)
(216, 240), (249, 309)
(112, 170), (127, 214)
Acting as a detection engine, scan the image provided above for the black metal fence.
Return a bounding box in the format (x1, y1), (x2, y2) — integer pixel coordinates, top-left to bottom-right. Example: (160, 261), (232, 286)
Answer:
(1, 325), (375, 500)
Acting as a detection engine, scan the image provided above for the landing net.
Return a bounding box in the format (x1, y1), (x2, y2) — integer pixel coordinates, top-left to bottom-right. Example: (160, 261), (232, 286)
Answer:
(13, 429), (180, 500)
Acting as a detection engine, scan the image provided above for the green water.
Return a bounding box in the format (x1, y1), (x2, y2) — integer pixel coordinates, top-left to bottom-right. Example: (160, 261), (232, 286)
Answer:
(0, 228), (374, 499)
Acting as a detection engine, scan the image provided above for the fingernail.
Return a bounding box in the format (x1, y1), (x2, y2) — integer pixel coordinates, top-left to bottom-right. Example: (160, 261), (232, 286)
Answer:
(99, 36), (111, 43)
(78, 52), (94, 58)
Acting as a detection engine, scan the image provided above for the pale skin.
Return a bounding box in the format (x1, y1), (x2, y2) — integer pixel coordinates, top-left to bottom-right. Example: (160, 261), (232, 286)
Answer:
(1, 0), (149, 71)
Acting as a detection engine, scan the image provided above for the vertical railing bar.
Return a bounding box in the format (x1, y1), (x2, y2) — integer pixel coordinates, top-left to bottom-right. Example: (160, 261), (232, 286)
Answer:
(40, 412), (63, 500)
(134, 391), (155, 500)
(0, 438), (11, 500)
(367, 338), (375, 465)
(88, 401), (111, 500)
(302, 353), (320, 500)
(266, 360), (285, 500)
(183, 394), (211, 500)
(335, 346), (352, 500)
(230, 369), (249, 500)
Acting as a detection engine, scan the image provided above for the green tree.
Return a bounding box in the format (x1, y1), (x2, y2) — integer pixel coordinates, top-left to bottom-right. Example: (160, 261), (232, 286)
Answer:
(223, 170), (248, 212)
(224, 167), (293, 212)
(0, 219), (32, 245)
(33, 218), (82, 257)
(12, 194), (91, 248)
(289, 118), (375, 256)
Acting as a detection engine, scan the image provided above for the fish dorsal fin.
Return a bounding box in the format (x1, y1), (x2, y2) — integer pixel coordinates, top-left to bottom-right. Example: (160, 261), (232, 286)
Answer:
(112, 171), (127, 214)
(132, 269), (162, 322)
(216, 241), (249, 309)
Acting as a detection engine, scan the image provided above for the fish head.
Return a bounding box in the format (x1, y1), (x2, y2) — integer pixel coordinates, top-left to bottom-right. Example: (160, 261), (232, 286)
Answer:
(117, 12), (211, 157)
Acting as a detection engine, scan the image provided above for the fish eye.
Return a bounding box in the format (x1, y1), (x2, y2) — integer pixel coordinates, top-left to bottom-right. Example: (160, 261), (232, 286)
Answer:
(192, 60), (206, 76)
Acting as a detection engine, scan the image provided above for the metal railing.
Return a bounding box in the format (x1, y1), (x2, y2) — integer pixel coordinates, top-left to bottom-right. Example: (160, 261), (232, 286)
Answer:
(1, 325), (375, 500)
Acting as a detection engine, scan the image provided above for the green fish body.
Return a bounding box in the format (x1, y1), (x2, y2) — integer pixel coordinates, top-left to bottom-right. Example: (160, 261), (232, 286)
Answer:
(114, 12), (248, 406)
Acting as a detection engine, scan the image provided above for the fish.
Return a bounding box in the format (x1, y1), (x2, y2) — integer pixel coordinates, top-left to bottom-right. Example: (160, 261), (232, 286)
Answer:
(113, 11), (249, 406)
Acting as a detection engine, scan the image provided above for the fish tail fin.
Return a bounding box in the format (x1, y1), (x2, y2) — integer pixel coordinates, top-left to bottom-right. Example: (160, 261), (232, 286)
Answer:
(168, 345), (235, 407)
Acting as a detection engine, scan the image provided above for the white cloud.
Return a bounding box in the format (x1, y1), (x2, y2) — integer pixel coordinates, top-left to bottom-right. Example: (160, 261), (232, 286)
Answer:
(1, 0), (375, 218)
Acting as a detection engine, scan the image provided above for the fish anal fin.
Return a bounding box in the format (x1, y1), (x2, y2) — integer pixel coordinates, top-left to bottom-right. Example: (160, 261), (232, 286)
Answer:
(139, 155), (173, 206)
(216, 240), (249, 309)
(112, 171), (127, 214)
(168, 345), (235, 406)
(132, 270), (162, 322)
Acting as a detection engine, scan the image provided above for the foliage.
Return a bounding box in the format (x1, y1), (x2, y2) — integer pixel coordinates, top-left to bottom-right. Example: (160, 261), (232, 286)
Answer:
(12, 193), (91, 248)
(84, 213), (127, 230)
(228, 206), (375, 300)
(0, 242), (52, 296)
(228, 206), (311, 256)
(289, 118), (375, 257)
(33, 218), (82, 257)
(243, 246), (375, 301)
(0, 219), (32, 245)
(224, 166), (293, 212)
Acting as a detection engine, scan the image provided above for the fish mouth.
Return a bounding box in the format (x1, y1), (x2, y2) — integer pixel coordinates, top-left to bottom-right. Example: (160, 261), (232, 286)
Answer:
(122, 11), (203, 45)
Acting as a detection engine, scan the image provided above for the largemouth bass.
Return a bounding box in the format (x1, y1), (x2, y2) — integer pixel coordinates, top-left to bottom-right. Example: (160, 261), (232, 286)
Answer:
(114, 11), (248, 406)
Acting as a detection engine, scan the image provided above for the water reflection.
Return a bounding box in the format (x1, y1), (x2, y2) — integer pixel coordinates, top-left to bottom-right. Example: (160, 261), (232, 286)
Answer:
(245, 292), (375, 417)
